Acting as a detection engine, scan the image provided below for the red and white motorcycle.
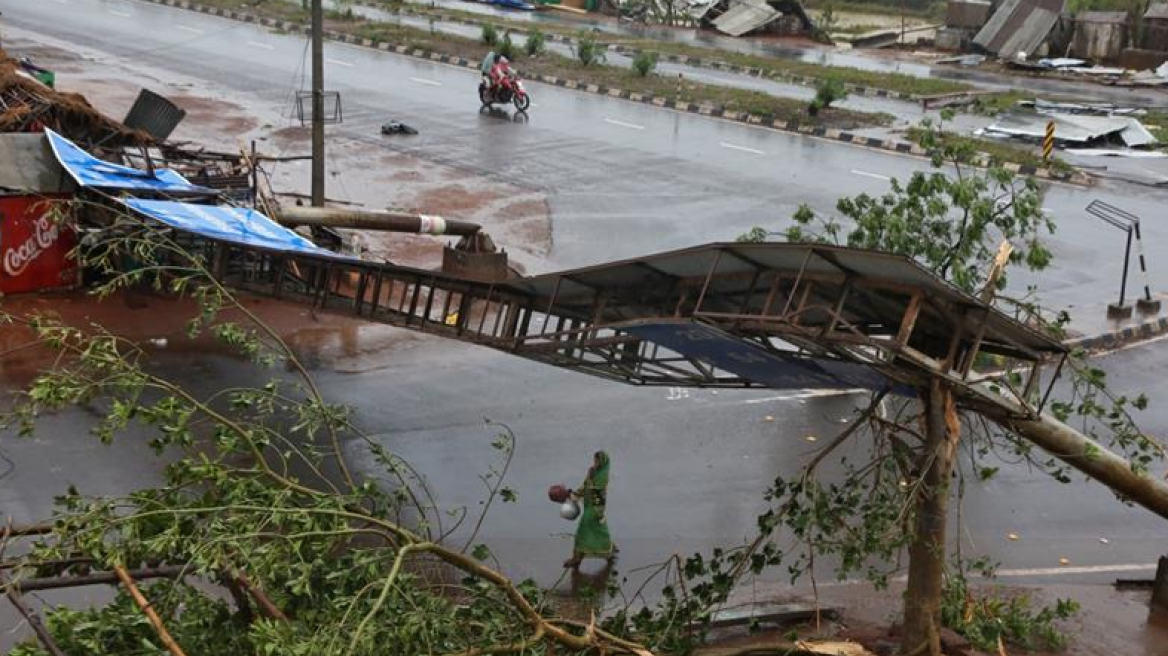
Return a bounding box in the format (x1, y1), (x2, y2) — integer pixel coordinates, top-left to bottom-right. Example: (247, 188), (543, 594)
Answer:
(479, 68), (531, 113)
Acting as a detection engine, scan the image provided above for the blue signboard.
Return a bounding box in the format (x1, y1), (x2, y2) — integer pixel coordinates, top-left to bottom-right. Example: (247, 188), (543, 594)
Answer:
(122, 198), (339, 257)
(45, 128), (212, 194)
(623, 321), (908, 394)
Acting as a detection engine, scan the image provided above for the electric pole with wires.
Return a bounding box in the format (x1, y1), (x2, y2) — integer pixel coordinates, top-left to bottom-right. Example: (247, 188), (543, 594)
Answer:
(311, 0), (325, 207)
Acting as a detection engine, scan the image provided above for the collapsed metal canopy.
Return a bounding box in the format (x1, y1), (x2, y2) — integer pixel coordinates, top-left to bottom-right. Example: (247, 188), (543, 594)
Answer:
(202, 240), (1064, 401)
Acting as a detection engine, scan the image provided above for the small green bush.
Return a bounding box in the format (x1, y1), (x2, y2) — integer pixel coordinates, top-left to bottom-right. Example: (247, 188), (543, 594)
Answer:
(498, 31), (517, 60)
(524, 29), (546, 57)
(481, 23), (499, 46)
(632, 51), (658, 77)
(573, 30), (607, 67)
(808, 77), (847, 116)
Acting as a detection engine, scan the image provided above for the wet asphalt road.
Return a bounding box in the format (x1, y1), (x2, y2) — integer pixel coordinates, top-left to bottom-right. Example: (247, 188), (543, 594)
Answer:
(2, 0), (1168, 596)
(9, 0), (1168, 320)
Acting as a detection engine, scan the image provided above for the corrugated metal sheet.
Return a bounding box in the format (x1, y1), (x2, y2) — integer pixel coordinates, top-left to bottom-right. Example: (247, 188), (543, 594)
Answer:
(974, 0), (1065, 56)
(712, 1), (780, 36)
(122, 89), (187, 141)
(1145, 2), (1168, 20)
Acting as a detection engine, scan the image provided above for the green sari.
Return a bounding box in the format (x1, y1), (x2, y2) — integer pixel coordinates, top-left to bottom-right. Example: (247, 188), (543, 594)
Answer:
(573, 452), (614, 558)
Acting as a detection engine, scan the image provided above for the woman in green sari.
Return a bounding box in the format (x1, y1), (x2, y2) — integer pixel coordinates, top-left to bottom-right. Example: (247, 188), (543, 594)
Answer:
(565, 450), (616, 569)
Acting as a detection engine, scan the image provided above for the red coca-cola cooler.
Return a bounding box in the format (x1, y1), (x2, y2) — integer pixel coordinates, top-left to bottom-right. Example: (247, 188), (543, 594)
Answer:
(0, 195), (78, 294)
(0, 132), (79, 295)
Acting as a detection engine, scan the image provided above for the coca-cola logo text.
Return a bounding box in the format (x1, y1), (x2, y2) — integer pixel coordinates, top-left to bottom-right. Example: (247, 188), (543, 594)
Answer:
(3, 214), (61, 278)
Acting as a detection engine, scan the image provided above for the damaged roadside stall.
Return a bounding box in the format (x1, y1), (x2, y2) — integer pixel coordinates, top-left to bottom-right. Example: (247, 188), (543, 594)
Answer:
(0, 133), (79, 294)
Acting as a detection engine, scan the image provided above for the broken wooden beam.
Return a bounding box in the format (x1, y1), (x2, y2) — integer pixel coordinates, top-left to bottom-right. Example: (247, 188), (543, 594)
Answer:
(114, 565), (189, 656)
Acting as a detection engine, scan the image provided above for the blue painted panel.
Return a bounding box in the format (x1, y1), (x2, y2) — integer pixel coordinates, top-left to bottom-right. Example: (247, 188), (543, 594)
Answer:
(624, 321), (906, 394)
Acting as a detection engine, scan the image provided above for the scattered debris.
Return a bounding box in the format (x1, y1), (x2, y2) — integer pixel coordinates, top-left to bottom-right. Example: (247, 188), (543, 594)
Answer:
(693, 0), (812, 38)
(936, 54), (986, 66)
(1036, 57), (1086, 68)
(1066, 148), (1168, 158)
(1024, 98), (1145, 116)
(980, 112), (1158, 148)
(380, 120), (419, 136)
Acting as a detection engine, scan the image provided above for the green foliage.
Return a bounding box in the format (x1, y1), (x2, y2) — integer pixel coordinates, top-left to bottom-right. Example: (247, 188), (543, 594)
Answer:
(808, 77), (847, 116)
(942, 558), (1080, 651)
(572, 30), (607, 67)
(523, 28), (546, 57)
(736, 226), (768, 243)
(497, 31), (517, 61)
(632, 51), (658, 77)
(0, 207), (646, 656)
(787, 118), (1054, 293)
(480, 23), (499, 46)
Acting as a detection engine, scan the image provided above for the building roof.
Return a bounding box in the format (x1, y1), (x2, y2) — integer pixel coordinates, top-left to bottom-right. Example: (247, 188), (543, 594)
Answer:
(506, 242), (1065, 358)
(1145, 2), (1168, 19)
(711, 1), (780, 36)
(974, 0), (1066, 57)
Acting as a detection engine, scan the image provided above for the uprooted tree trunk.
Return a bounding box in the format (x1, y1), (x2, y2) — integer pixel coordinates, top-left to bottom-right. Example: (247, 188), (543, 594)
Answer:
(902, 380), (961, 656)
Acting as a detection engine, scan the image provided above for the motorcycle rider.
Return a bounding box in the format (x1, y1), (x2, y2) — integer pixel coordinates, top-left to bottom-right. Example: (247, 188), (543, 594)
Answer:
(480, 50), (495, 86)
(488, 54), (514, 98)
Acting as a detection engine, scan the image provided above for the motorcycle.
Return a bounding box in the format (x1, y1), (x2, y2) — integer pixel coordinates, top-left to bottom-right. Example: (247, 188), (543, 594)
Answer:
(479, 69), (531, 113)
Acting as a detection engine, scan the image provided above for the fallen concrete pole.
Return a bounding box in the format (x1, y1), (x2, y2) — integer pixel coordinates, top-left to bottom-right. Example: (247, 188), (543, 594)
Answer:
(275, 206), (481, 236)
(970, 385), (1168, 521)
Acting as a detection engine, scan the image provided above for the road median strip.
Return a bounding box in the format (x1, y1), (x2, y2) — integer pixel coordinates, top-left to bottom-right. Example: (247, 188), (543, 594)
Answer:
(138, 0), (1089, 185)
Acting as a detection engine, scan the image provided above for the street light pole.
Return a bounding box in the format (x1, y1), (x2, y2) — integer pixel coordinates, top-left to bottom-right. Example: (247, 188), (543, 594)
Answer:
(311, 0), (325, 207)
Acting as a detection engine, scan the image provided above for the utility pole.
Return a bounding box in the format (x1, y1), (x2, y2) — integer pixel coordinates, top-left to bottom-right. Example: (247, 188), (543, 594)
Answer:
(311, 0), (325, 207)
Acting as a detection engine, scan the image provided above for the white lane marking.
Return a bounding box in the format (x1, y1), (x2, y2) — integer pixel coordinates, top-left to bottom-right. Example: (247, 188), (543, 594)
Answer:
(720, 142), (765, 155)
(822, 562), (1158, 588)
(851, 169), (892, 181)
(409, 77), (441, 86)
(109, 9), (131, 17)
(247, 41), (275, 50)
(736, 389), (864, 405)
(604, 117), (644, 130)
(991, 563), (1158, 578)
(327, 58), (355, 67)
(176, 25), (204, 34)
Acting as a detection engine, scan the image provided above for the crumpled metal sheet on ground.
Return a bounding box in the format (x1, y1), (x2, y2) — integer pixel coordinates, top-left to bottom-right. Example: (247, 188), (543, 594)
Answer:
(982, 112), (1158, 147)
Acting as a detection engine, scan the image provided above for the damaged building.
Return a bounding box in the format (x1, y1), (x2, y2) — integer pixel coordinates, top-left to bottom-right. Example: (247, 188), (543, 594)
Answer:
(690, 0), (813, 37)
(972, 0), (1067, 58)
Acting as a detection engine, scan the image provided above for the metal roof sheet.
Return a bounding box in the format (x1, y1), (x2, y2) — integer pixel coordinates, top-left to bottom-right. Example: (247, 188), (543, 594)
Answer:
(712, 1), (781, 36)
(1145, 2), (1168, 19)
(974, 0), (1065, 56)
(502, 242), (1064, 356)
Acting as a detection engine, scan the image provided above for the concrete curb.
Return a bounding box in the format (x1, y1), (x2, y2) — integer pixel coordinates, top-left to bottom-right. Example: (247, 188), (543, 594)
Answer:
(1064, 315), (1168, 353)
(143, 0), (1091, 186)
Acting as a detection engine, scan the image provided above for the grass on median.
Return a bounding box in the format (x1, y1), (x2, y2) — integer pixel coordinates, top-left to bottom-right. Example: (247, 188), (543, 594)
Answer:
(905, 126), (1074, 173)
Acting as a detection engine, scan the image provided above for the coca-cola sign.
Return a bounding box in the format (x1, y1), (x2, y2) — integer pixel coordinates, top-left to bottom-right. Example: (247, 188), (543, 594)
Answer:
(0, 195), (77, 295)
(3, 213), (60, 277)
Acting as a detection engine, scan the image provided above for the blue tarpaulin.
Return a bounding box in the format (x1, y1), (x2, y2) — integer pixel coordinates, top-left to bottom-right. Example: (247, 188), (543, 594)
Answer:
(122, 198), (338, 257)
(45, 128), (212, 194)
